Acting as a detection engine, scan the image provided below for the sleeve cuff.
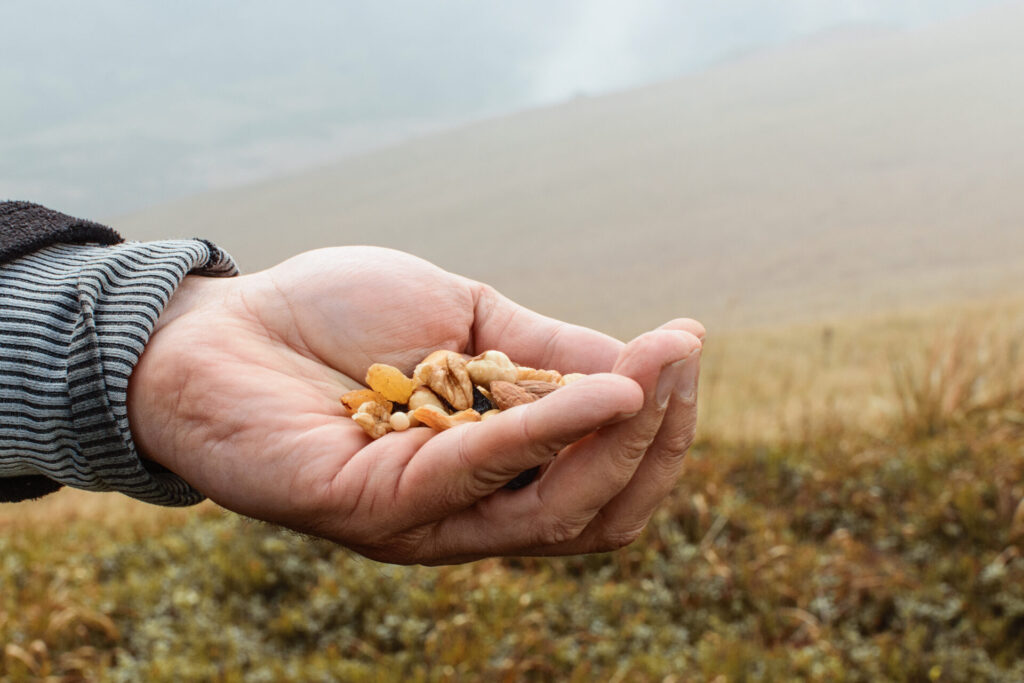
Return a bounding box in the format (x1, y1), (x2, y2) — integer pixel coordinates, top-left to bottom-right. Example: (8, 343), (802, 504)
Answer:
(0, 240), (239, 505)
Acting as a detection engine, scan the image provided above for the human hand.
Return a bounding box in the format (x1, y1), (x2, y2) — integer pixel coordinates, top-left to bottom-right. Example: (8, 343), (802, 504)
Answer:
(127, 247), (703, 564)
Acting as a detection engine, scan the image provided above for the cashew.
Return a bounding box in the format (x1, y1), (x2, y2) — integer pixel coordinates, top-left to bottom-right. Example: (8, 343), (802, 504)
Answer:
(467, 350), (518, 389)
(408, 385), (448, 413)
(412, 406), (481, 432)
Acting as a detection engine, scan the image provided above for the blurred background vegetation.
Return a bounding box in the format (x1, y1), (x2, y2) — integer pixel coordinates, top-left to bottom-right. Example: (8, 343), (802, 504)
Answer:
(5, 1), (1024, 680)
(5, 302), (1024, 681)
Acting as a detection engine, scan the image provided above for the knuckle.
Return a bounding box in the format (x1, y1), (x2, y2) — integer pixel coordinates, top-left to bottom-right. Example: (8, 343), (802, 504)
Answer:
(436, 470), (503, 514)
(447, 431), (500, 502)
(537, 516), (587, 546)
(457, 473), (502, 504)
(662, 423), (696, 456)
(618, 432), (652, 461)
(520, 408), (568, 460)
(439, 478), (476, 511)
(604, 454), (642, 491)
(361, 528), (431, 565)
(596, 525), (646, 552)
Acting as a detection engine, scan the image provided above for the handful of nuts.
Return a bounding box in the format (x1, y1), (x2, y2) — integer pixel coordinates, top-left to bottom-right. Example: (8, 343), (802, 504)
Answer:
(340, 350), (586, 489)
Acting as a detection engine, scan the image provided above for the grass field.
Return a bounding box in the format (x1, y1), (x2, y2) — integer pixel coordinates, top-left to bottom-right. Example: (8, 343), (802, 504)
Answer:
(4, 297), (1024, 681)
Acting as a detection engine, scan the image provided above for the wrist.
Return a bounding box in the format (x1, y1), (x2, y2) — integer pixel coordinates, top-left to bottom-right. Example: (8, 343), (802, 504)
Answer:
(151, 274), (232, 334)
(127, 274), (233, 471)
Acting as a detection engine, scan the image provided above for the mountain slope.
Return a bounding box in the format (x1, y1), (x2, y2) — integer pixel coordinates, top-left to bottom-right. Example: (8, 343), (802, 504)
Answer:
(115, 3), (1024, 336)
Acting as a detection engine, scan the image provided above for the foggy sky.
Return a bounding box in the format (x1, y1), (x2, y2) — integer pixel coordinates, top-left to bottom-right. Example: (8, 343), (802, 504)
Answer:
(0, 0), (1009, 217)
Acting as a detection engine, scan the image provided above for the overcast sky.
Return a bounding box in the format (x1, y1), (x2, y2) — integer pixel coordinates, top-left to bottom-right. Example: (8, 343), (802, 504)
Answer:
(0, 0), (1010, 218)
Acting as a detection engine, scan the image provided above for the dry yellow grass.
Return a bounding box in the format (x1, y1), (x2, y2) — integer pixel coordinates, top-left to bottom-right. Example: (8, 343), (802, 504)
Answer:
(698, 294), (1024, 444)
(0, 489), (217, 531)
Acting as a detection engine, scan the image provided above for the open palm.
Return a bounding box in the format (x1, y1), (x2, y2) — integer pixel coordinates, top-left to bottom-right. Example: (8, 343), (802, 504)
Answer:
(128, 247), (703, 564)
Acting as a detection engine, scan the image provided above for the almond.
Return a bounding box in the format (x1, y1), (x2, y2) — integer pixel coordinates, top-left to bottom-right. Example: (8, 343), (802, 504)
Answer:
(516, 380), (560, 399)
(490, 381), (538, 410)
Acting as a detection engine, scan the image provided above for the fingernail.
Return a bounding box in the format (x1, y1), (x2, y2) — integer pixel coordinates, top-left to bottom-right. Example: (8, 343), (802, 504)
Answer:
(675, 350), (701, 402)
(655, 359), (687, 407)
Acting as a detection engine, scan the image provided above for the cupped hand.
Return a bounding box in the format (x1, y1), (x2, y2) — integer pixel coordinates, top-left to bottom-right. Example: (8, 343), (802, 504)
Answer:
(127, 247), (703, 564)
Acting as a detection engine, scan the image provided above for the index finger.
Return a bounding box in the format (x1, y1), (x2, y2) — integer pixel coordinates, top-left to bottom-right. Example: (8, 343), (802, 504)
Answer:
(469, 284), (622, 373)
(470, 283), (706, 374)
(393, 373), (644, 525)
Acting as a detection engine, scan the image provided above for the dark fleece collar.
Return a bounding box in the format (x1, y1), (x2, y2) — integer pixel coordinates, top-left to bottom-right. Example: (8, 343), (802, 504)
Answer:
(0, 201), (123, 264)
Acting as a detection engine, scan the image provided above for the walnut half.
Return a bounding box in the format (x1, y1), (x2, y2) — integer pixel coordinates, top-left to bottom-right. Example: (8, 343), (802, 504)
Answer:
(413, 350), (474, 411)
(352, 400), (393, 439)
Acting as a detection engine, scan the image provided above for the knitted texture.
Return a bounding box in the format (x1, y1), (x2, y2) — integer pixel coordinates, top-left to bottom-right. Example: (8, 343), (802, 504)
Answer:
(0, 202), (238, 504)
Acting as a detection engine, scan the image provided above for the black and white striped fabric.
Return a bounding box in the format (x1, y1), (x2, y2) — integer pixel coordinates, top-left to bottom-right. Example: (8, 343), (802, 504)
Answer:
(1, 240), (237, 505)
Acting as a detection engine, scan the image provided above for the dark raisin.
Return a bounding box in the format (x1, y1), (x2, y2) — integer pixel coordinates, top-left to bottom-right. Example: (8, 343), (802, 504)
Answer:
(392, 402), (408, 413)
(472, 386), (494, 414)
(503, 466), (540, 490)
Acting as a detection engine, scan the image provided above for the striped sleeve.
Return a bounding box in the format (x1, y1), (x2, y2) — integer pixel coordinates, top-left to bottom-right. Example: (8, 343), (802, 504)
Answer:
(0, 240), (238, 505)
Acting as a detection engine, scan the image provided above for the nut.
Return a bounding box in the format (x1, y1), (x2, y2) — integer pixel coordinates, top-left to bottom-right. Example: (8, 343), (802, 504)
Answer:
(366, 363), (420, 403)
(516, 380), (560, 399)
(450, 409), (483, 427)
(408, 386), (448, 413)
(466, 350), (517, 388)
(490, 381), (538, 410)
(346, 349), (586, 439)
(405, 404), (440, 428)
(352, 400), (393, 439)
(340, 389), (392, 414)
(516, 366), (563, 384)
(414, 350), (474, 410)
(412, 406), (482, 432)
(389, 411), (411, 431)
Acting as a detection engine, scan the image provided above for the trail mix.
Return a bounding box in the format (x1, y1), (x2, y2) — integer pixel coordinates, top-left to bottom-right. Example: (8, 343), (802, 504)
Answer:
(340, 350), (585, 489)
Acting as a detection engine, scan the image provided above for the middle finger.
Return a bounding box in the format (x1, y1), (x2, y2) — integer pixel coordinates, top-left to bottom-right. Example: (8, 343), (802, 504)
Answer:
(532, 329), (701, 528)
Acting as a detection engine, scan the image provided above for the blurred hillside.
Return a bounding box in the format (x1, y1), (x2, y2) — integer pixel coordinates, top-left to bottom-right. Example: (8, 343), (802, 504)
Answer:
(115, 3), (1024, 336)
